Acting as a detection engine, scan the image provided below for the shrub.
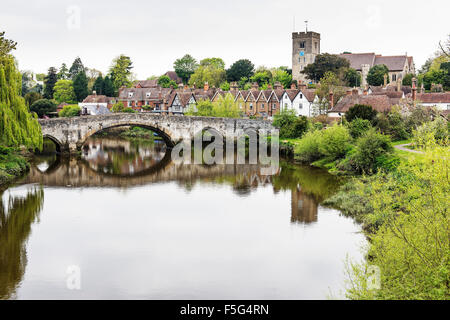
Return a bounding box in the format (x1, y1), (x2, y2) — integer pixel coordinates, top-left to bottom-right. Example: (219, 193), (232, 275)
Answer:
(374, 108), (409, 141)
(412, 117), (449, 149)
(318, 124), (352, 160)
(59, 104), (80, 117)
(351, 128), (393, 174)
(347, 118), (372, 139)
(345, 104), (378, 123)
(30, 99), (57, 118)
(122, 107), (137, 113)
(111, 102), (124, 112)
(273, 109), (309, 139)
(294, 129), (323, 162)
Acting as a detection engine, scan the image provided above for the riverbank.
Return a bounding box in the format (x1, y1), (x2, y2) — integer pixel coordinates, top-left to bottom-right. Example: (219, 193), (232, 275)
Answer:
(0, 146), (30, 188)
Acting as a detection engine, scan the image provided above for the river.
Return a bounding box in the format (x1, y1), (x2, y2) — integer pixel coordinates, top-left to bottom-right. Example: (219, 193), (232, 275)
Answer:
(0, 135), (366, 299)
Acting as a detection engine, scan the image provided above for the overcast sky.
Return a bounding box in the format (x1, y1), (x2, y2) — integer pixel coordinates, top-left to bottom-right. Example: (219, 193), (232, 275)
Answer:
(1, 0), (448, 79)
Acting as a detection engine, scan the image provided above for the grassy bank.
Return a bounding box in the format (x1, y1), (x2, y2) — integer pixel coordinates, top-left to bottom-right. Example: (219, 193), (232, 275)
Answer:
(0, 146), (30, 188)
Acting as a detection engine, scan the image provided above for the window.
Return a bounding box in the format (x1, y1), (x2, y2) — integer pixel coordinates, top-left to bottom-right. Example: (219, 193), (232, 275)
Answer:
(447, 105), (450, 110)
(299, 94), (303, 99)
(314, 42), (318, 50)
(128, 92), (133, 98)
(284, 103), (288, 109)
(392, 74), (397, 81)
(299, 103), (303, 109)
(250, 103), (253, 110)
(128, 101), (132, 107)
(239, 103), (243, 109)
(300, 41), (305, 49)
(272, 103), (276, 110)
(146, 92), (151, 98)
(261, 103), (265, 110)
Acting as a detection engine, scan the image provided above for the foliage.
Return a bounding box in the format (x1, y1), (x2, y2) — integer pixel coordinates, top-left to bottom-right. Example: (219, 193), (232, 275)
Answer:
(315, 71), (344, 112)
(30, 99), (56, 118)
(318, 124), (352, 160)
(271, 68), (292, 89)
(347, 118), (372, 139)
(43, 67), (58, 99)
(189, 58), (226, 88)
(157, 75), (178, 88)
(24, 91), (42, 107)
(103, 76), (115, 96)
(185, 94), (241, 118)
(226, 59), (254, 82)
(344, 146), (449, 300)
(301, 53), (350, 82)
(68, 57), (85, 80)
(294, 129), (323, 162)
(58, 104), (80, 117)
(109, 55), (133, 93)
(220, 82), (230, 91)
(350, 129), (393, 174)
(92, 75), (104, 95)
(0, 55), (42, 149)
(0, 146), (30, 185)
(402, 73), (414, 86)
(53, 80), (76, 104)
(412, 118), (449, 149)
(111, 102), (124, 112)
(0, 31), (17, 56)
(174, 54), (198, 83)
(366, 64), (389, 86)
(374, 108), (409, 141)
(345, 104), (378, 123)
(73, 71), (89, 102)
(122, 107), (136, 113)
(57, 63), (69, 80)
(273, 109), (309, 139)
(344, 68), (362, 87)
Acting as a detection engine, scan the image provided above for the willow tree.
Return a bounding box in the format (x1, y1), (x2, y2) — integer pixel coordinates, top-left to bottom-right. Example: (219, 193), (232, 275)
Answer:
(0, 32), (42, 150)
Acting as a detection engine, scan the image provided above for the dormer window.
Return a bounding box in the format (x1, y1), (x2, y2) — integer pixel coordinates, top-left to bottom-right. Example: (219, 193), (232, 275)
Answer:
(128, 92), (133, 98)
(146, 92), (151, 98)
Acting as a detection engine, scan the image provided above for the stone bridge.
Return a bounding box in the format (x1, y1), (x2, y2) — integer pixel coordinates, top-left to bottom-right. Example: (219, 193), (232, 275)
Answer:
(38, 113), (275, 153)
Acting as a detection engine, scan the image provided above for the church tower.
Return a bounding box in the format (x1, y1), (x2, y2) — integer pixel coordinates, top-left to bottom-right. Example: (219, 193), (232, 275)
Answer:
(292, 31), (321, 84)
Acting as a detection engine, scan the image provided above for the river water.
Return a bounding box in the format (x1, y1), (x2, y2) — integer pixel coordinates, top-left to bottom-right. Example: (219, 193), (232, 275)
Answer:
(0, 135), (366, 299)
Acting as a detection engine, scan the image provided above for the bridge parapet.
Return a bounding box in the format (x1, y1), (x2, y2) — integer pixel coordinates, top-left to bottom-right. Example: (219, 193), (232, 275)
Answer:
(39, 113), (275, 153)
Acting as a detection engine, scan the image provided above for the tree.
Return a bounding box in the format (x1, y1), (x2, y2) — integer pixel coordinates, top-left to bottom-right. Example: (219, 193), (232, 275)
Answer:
(57, 63), (69, 80)
(366, 64), (389, 86)
(92, 75), (104, 95)
(439, 61), (450, 91)
(111, 102), (124, 112)
(0, 52), (42, 149)
(0, 31), (17, 56)
(402, 73), (414, 86)
(188, 58), (226, 88)
(43, 67), (58, 99)
(344, 68), (361, 87)
(226, 59), (255, 82)
(301, 53), (350, 82)
(103, 76), (115, 96)
(345, 104), (378, 123)
(157, 75), (178, 88)
(30, 99), (56, 118)
(315, 71), (344, 113)
(109, 55), (133, 93)
(272, 109), (309, 139)
(69, 57), (85, 80)
(174, 54), (198, 83)
(73, 71), (89, 102)
(24, 91), (42, 106)
(271, 68), (292, 89)
(53, 80), (76, 104)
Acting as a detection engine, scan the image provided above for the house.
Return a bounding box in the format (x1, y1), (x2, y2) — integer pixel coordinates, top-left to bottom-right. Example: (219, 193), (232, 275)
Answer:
(339, 53), (415, 87)
(328, 91), (395, 118)
(164, 71), (183, 85)
(79, 94), (115, 115)
(167, 91), (196, 114)
(135, 79), (158, 88)
(279, 84), (317, 117)
(118, 87), (173, 112)
(408, 92), (450, 111)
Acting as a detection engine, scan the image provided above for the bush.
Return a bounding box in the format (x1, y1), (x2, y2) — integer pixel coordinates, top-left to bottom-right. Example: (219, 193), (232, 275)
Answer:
(318, 124), (352, 160)
(345, 104), (378, 123)
(412, 118), (449, 149)
(294, 129), (323, 162)
(111, 102), (124, 112)
(374, 108), (409, 141)
(59, 104), (80, 117)
(351, 128), (393, 174)
(273, 109), (309, 139)
(122, 107), (137, 113)
(347, 118), (372, 139)
(30, 99), (56, 118)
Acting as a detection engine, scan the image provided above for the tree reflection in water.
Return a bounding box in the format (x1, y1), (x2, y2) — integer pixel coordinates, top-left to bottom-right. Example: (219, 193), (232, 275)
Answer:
(0, 187), (44, 299)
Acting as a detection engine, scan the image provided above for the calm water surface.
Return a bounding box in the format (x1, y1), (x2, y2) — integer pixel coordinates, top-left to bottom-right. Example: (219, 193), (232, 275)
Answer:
(0, 136), (366, 299)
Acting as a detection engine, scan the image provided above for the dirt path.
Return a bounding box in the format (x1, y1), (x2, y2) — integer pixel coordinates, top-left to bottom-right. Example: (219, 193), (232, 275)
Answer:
(394, 144), (425, 154)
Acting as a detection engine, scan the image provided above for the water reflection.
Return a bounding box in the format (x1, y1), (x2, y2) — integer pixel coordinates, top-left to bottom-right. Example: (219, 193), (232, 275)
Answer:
(0, 187), (44, 299)
(0, 136), (363, 299)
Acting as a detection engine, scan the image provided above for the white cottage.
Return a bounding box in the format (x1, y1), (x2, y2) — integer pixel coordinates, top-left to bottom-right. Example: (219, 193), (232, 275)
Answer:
(280, 89), (317, 117)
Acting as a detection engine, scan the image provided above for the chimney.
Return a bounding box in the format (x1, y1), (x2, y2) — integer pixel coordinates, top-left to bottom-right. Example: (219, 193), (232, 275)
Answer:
(383, 74), (388, 87)
(268, 83), (272, 89)
(363, 89), (368, 95)
(290, 82), (297, 90)
(93, 90), (97, 96)
(184, 84), (189, 91)
(412, 77), (417, 103)
(204, 82), (209, 91)
(273, 81), (282, 90)
(346, 90), (352, 96)
(329, 90), (334, 109)
(298, 83), (306, 91)
(352, 88), (359, 96)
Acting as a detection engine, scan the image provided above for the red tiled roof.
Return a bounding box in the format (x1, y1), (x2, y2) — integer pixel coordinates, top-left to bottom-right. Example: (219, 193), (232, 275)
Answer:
(414, 93), (450, 104)
(330, 94), (394, 113)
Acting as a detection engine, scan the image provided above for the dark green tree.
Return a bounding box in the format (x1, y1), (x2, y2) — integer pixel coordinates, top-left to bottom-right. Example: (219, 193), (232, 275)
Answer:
(0, 31), (17, 56)
(226, 59), (255, 82)
(344, 68), (362, 87)
(366, 64), (389, 86)
(174, 54), (198, 83)
(57, 63), (69, 80)
(103, 75), (115, 96)
(345, 104), (378, 123)
(157, 75), (178, 88)
(301, 53), (350, 82)
(30, 99), (56, 118)
(92, 75), (104, 95)
(43, 67), (58, 99)
(73, 71), (89, 102)
(402, 73), (414, 86)
(24, 91), (42, 106)
(439, 62), (450, 90)
(109, 55), (133, 93)
(69, 57), (85, 80)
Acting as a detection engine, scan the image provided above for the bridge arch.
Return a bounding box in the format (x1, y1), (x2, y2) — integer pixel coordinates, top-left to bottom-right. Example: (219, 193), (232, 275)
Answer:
(78, 122), (176, 149)
(43, 134), (63, 153)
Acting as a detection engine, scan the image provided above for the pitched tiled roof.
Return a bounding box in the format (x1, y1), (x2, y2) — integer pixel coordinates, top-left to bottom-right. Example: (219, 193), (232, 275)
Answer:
(82, 95), (115, 103)
(165, 71), (183, 84)
(413, 93), (450, 104)
(339, 53), (376, 70)
(285, 89), (300, 101)
(273, 88), (284, 101)
(371, 91), (403, 99)
(135, 80), (158, 88)
(374, 55), (408, 71)
(301, 89), (316, 102)
(331, 94), (394, 113)
(118, 87), (172, 101)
